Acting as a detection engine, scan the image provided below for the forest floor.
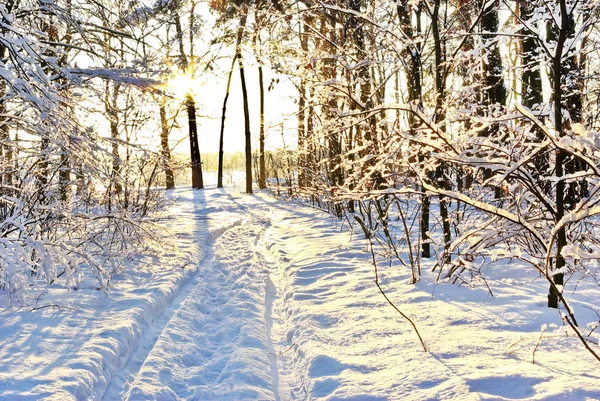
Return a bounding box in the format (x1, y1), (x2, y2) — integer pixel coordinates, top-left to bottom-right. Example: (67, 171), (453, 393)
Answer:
(1, 175), (600, 400)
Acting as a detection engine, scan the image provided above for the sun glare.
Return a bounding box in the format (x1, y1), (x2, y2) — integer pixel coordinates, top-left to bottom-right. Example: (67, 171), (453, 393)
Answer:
(165, 72), (197, 99)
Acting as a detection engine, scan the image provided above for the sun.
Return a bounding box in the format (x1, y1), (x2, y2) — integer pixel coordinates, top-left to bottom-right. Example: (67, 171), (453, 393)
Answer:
(164, 71), (198, 99)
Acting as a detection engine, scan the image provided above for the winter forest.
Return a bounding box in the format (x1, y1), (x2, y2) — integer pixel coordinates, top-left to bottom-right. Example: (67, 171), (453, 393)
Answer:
(2, 0), (600, 399)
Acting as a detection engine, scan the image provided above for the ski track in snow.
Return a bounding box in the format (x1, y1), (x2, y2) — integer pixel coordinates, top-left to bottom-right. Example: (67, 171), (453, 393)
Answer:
(2, 182), (600, 400)
(119, 210), (280, 400)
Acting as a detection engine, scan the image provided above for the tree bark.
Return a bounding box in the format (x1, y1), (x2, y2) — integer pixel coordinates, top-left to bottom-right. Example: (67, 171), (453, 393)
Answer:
(547, 0), (572, 309)
(258, 63), (266, 189)
(431, 0), (451, 264)
(520, 1), (547, 193)
(297, 14), (311, 189)
(239, 55), (253, 194)
(217, 55), (237, 189)
(159, 99), (175, 190)
(186, 94), (204, 189)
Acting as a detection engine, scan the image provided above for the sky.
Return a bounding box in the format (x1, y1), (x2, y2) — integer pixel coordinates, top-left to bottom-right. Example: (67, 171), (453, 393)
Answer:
(157, 2), (300, 156)
(168, 60), (299, 156)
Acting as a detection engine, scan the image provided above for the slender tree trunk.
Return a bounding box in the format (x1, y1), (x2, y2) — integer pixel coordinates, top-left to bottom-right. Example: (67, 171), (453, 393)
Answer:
(431, 0), (451, 265)
(105, 81), (123, 194)
(319, 15), (343, 205)
(297, 74), (307, 188)
(307, 85), (315, 188)
(0, 86), (12, 194)
(57, 0), (73, 203)
(239, 54), (253, 194)
(174, 11), (203, 189)
(478, 0), (506, 197)
(563, 6), (587, 209)
(229, 5), (253, 194)
(219, 10), (248, 189)
(297, 14), (311, 189)
(186, 94), (204, 189)
(481, 2), (506, 108)
(218, 55), (237, 189)
(0, 1), (20, 195)
(159, 99), (175, 190)
(348, 0), (375, 154)
(258, 64), (266, 189)
(548, 0), (572, 309)
(520, 1), (547, 194)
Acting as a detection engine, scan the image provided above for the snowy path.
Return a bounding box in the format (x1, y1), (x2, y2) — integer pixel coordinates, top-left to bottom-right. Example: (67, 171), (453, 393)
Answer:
(2, 185), (600, 400)
(115, 211), (279, 400)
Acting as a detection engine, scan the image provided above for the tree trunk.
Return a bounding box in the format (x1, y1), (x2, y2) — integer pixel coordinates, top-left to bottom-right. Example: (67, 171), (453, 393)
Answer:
(258, 63), (266, 189)
(105, 81), (122, 194)
(481, 1), (506, 108)
(319, 15), (343, 204)
(548, 0), (572, 309)
(218, 9), (247, 189)
(159, 99), (175, 190)
(431, 0), (451, 264)
(348, 0), (375, 154)
(218, 55), (237, 189)
(186, 94), (204, 189)
(297, 14), (311, 189)
(0, 2), (17, 194)
(239, 54), (253, 194)
(520, 1), (547, 194)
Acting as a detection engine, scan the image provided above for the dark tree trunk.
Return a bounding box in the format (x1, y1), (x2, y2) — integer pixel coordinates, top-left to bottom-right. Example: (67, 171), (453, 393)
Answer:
(38, 135), (50, 204)
(106, 82), (122, 194)
(520, 1), (547, 193)
(297, 73), (307, 189)
(307, 85), (315, 188)
(481, 1), (506, 108)
(159, 100), (175, 190)
(563, 6), (587, 210)
(218, 55), (237, 189)
(239, 53), (252, 194)
(186, 94), (204, 189)
(218, 10), (246, 189)
(431, 0), (451, 264)
(258, 63), (266, 189)
(547, 0), (573, 309)
(0, 91), (12, 194)
(320, 15), (343, 207)
(348, 0), (375, 154)
(58, 0), (73, 203)
(58, 151), (70, 202)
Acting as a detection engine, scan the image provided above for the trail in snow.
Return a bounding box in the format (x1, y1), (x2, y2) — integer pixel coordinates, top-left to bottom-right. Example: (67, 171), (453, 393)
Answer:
(116, 210), (281, 400)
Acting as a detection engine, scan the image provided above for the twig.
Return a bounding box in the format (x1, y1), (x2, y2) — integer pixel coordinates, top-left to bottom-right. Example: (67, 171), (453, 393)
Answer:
(31, 304), (76, 312)
(563, 314), (600, 363)
(532, 325), (547, 364)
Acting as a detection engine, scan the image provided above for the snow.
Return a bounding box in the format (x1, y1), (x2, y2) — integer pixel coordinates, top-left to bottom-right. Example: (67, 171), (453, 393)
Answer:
(1, 175), (600, 400)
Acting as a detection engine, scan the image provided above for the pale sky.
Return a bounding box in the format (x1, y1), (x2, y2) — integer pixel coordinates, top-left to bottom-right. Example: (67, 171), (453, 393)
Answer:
(168, 60), (299, 156)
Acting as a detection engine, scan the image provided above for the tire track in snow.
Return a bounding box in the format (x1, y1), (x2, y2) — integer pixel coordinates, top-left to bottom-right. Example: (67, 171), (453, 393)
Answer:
(102, 211), (243, 400)
(119, 213), (282, 400)
(101, 248), (219, 400)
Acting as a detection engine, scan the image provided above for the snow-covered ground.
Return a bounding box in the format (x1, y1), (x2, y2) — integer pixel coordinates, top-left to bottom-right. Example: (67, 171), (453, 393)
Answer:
(1, 175), (599, 400)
